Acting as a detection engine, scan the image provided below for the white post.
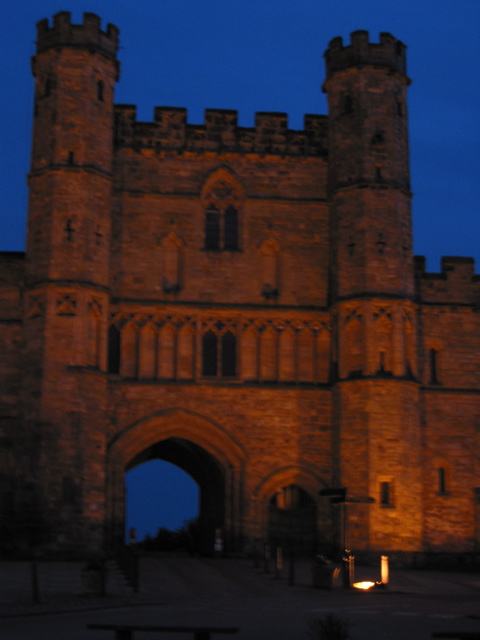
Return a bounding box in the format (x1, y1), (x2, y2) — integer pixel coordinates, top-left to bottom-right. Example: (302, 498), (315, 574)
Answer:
(381, 555), (389, 585)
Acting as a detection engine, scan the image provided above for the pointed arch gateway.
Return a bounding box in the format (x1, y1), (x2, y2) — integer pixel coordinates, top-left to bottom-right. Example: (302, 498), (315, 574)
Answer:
(253, 467), (332, 556)
(107, 408), (245, 554)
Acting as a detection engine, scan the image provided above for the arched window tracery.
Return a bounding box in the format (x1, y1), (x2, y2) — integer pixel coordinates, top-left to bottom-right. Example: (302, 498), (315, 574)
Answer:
(201, 327), (237, 378)
(201, 171), (242, 251)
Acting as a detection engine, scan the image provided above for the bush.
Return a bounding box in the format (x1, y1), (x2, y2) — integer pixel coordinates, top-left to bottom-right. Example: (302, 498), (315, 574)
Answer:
(135, 518), (198, 552)
(308, 614), (351, 640)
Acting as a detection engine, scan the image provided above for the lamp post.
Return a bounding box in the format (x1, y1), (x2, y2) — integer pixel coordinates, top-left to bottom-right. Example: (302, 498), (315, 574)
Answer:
(319, 488), (375, 588)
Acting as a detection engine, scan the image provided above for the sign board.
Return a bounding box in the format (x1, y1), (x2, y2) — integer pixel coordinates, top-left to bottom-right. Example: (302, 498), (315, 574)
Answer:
(319, 488), (375, 505)
(319, 487), (346, 498)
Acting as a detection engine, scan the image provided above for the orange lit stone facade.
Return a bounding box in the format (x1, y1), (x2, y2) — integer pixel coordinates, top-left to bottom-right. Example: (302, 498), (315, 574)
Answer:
(0, 13), (479, 563)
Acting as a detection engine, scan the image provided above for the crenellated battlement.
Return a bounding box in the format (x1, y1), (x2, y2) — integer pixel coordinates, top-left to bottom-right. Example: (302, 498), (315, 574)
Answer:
(324, 30), (407, 78)
(36, 11), (119, 59)
(415, 256), (480, 305)
(114, 106), (327, 156)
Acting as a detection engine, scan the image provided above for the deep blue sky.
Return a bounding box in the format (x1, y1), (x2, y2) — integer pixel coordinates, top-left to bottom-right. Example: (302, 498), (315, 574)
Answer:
(1, 0), (479, 268)
(1, 1), (479, 537)
(126, 461), (198, 539)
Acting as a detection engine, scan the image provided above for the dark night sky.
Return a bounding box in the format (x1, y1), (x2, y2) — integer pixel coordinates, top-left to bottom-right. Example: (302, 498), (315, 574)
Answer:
(1, 1), (479, 538)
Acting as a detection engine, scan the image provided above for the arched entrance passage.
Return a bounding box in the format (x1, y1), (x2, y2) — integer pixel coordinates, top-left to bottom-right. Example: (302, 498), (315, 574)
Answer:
(125, 459), (199, 540)
(253, 467), (332, 556)
(127, 439), (222, 553)
(268, 485), (317, 555)
(107, 408), (245, 554)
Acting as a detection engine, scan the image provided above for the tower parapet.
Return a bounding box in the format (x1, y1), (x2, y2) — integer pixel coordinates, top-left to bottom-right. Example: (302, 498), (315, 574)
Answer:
(114, 106), (327, 156)
(324, 31), (407, 78)
(36, 11), (119, 60)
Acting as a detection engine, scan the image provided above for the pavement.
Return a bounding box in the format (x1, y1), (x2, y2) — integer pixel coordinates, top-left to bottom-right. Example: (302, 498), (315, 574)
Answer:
(0, 555), (480, 639)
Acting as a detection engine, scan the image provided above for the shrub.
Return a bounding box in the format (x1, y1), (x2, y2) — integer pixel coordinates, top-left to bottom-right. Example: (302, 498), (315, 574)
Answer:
(307, 613), (350, 640)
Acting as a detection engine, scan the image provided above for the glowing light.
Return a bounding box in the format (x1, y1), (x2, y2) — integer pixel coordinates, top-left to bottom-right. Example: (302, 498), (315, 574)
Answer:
(353, 581), (376, 590)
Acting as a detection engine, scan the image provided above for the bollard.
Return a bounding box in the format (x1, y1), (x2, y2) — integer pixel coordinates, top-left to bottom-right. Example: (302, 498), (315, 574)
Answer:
(275, 547), (283, 579)
(263, 542), (271, 573)
(214, 529), (223, 558)
(381, 555), (389, 586)
(342, 551), (354, 589)
(253, 538), (260, 569)
(288, 548), (295, 586)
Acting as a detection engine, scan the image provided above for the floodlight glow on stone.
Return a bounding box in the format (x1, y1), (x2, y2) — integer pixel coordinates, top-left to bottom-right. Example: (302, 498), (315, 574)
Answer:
(353, 581), (376, 590)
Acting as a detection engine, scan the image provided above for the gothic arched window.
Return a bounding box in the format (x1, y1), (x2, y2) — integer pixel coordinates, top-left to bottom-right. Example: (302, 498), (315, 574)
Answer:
(223, 205), (238, 250)
(204, 202), (239, 251)
(201, 171), (242, 252)
(221, 332), (237, 377)
(202, 329), (237, 378)
(204, 205), (221, 250)
(202, 331), (218, 376)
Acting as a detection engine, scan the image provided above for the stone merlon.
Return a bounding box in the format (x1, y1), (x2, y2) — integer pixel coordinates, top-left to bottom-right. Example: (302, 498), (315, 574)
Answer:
(415, 256), (480, 305)
(324, 30), (408, 78)
(35, 11), (119, 58)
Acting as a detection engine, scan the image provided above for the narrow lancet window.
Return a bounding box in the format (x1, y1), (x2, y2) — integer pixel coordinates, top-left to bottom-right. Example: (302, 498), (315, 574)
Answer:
(438, 467), (447, 494)
(202, 331), (218, 376)
(380, 481), (394, 507)
(204, 205), (220, 250)
(108, 325), (121, 374)
(223, 205), (238, 250)
(429, 348), (439, 384)
(221, 332), (237, 377)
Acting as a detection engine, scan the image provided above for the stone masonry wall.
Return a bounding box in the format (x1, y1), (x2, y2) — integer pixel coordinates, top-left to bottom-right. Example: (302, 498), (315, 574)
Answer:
(1, 16), (479, 560)
(112, 150), (329, 307)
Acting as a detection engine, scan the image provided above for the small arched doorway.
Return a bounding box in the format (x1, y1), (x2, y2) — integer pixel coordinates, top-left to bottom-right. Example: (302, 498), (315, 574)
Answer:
(268, 484), (317, 555)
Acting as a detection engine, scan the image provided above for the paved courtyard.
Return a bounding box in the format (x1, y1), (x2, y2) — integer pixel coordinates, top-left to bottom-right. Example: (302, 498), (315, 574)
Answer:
(0, 555), (479, 639)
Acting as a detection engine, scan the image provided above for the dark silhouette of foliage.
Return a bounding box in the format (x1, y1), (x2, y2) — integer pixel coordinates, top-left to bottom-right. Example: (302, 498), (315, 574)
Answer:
(308, 613), (351, 640)
(134, 518), (199, 553)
